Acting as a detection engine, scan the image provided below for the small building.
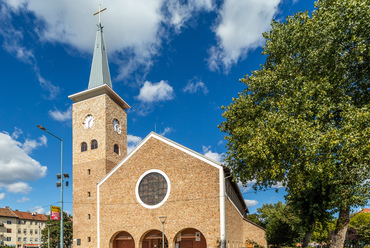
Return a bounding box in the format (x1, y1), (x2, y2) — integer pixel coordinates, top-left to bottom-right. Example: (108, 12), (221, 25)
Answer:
(0, 207), (47, 248)
(360, 208), (370, 213)
(70, 12), (266, 248)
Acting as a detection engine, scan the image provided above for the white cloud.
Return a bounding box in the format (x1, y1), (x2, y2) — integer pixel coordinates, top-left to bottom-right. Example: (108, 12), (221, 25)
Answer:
(273, 182), (284, 189)
(35, 68), (60, 100)
(208, 0), (281, 72)
(0, 0), (165, 82)
(0, 0), (217, 84)
(30, 206), (45, 214)
(127, 134), (143, 154)
(22, 135), (47, 154)
(12, 127), (23, 139)
(6, 182), (32, 194)
(217, 140), (223, 146)
(136, 80), (175, 103)
(202, 145), (224, 163)
(238, 180), (284, 192)
(0, 4), (60, 99)
(17, 197), (30, 203)
(0, 193), (5, 200)
(165, 0), (214, 32)
(49, 106), (72, 122)
(0, 132), (47, 193)
(245, 199), (258, 207)
(238, 180), (256, 193)
(183, 78), (209, 95)
(160, 127), (172, 136)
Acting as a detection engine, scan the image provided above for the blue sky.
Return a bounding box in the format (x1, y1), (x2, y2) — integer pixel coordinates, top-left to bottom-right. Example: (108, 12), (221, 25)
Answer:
(1, 0), (360, 216)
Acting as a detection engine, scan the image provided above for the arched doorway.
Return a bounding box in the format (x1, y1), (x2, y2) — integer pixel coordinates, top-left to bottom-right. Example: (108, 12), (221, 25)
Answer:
(142, 230), (168, 248)
(174, 228), (206, 248)
(112, 231), (135, 248)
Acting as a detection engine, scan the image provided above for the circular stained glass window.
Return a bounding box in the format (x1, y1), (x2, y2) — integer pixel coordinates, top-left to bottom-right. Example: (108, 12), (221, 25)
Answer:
(136, 169), (170, 209)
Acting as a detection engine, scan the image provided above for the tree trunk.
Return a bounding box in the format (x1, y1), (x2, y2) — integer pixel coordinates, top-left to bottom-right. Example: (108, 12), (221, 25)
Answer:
(302, 220), (316, 248)
(329, 208), (350, 248)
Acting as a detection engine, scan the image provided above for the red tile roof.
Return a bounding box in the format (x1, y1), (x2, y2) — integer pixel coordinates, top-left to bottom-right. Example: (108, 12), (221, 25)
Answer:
(0, 207), (47, 221)
(0, 207), (17, 218)
(12, 210), (47, 221)
(361, 208), (370, 213)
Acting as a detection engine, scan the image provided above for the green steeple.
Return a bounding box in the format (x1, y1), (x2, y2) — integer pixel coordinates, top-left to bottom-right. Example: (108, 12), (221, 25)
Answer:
(88, 23), (112, 89)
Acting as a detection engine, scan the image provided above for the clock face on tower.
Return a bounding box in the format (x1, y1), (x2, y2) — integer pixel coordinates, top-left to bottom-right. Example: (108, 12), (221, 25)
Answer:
(113, 119), (121, 134)
(84, 115), (94, 129)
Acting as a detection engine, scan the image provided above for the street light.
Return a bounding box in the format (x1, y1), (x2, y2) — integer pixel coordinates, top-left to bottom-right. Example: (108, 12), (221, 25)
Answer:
(159, 216), (167, 248)
(38, 223), (41, 248)
(37, 125), (66, 248)
(45, 223), (55, 248)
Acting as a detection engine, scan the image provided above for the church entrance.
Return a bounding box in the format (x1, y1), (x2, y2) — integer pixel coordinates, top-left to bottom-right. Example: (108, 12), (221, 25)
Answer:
(113, 231), (135, 248)
(174, 228), (206, 248)
(142, 230), (168, 248)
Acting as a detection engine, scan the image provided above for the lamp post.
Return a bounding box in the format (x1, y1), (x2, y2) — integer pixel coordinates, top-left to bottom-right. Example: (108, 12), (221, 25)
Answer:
(159, 216), (167, 248)
(45, 224), (54, 248)
(38, 224), (41, 248)
(37, 125), (66, 248)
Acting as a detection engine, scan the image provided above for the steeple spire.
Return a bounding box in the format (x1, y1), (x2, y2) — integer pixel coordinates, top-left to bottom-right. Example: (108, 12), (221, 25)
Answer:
(88, 4), (112, 89)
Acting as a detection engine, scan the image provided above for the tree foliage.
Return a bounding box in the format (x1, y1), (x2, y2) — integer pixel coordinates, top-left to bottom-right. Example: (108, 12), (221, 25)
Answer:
(349, 212), (370, 243)
(219, 0), (370, 247)
(311, 219), (336, 244)
(248, 202), (302, 247)
(41, 213), (73, 248)
(246, 213), (266, 229)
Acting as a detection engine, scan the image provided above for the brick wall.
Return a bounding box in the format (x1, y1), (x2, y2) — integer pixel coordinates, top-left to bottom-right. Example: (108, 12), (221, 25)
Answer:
(225, 197), (266, 248)
(99, 137), (221, 248)
(72, 93), (127, 248)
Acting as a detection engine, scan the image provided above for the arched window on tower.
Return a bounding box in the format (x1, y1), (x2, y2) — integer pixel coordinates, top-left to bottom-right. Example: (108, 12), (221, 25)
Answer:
(91, 140), (98, 150)
(81, 142), (87, 152)
(114, 144), (119, 154)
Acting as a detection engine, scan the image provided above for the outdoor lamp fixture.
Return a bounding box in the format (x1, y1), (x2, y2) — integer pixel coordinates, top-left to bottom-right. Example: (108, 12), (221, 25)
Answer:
(37, 125), (66, 248)
(57, 173), (70, 188)
(159, 216), (167, 248)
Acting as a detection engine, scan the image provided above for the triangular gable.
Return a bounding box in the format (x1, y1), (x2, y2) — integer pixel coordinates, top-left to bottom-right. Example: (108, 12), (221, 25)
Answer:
(98, 132), (223, 187)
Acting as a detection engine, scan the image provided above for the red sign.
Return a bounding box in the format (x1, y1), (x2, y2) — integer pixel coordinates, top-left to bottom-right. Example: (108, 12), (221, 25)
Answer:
(51, 206), (61, 221)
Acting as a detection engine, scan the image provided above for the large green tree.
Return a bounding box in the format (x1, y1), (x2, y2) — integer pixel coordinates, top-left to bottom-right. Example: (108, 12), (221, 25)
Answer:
(219, 0), (370, 247)
(349, 212), (370, 244)
(311, 219), (336, 244)
(247, 202), (303, 247)
(41, 213), (73, 248)
(286, 179), (333, 247)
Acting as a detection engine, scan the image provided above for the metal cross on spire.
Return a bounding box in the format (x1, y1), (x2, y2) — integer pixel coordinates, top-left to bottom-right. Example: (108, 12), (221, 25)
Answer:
(93, 4), (107, 25)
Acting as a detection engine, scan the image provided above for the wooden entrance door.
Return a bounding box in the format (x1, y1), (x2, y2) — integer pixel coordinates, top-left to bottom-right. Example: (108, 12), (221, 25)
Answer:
(179, 240), (193, 248)
(116, 240), (134, 248)
(113, 231), (135, 248)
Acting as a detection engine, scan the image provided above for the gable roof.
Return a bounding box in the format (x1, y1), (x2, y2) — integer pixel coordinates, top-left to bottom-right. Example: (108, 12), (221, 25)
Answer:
(99, 132), (223, 186)
(0, 207), (47, 221)
(361, 208), (370, 213)
(0, 207), (17, 218)
(224, 167), (248, 214)
(12, 210), (47, 221)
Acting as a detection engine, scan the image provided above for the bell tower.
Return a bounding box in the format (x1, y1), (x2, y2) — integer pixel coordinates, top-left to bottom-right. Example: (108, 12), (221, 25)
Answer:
(69, 5), (130, 247)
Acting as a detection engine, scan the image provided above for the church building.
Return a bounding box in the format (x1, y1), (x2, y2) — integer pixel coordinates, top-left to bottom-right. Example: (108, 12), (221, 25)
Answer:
(69, 9), (266, 248)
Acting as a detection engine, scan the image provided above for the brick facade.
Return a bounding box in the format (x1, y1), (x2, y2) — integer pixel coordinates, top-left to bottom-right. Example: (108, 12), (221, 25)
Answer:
(71, 92), (266, 248)
(225, 200), (266, 248)
(72, 93), (127, 248)
(98, 137), (221, 248)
